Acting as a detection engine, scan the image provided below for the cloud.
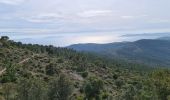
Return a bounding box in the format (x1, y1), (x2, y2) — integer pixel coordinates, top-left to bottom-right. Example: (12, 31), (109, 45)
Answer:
(121, 32), (170, 37)
(20, 10), (114, 25)
(0, 0), (170, 46)
(150, 19), (170, 23)
(2, 32), (121, 46)
(21, 13), (66, 23)
(121, 15), (148, 19)
(121, 15), (135, 19)
(0, 0), (25, 5)
(0, 28), (60, 34)
(22, 10), (114, 23)
(73, 35), (118, 43)
(77, 10), (113, 18)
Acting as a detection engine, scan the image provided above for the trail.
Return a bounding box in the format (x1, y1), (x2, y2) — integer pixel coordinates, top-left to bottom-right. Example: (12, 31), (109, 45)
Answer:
(0, 54), (38, 76)
(18, 58), (31, 64)
(0, 68), (6, 76)
(62, 70), (84, 81)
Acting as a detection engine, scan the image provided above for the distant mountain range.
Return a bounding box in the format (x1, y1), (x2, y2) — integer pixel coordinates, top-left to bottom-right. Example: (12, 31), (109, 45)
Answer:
(68, 38), (170, 67)
(158, 37), (170, 41)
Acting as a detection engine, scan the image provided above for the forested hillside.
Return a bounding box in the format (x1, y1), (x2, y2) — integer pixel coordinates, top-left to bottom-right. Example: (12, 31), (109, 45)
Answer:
(0, 36), (170, 100)
(68, 39), (170, 67)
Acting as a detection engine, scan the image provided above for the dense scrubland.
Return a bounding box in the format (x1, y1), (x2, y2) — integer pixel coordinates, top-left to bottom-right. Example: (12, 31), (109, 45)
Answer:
(0, 36), (170, 100)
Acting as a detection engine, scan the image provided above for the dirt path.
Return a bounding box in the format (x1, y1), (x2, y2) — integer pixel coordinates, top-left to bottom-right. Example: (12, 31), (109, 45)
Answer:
(18, 58), (31, 64)
(0, 54), (38, 76)
(0, 68), (6, 76)
(61, 70), (84, 81)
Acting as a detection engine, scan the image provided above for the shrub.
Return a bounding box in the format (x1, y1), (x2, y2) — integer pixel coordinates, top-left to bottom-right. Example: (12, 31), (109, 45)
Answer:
(84, 77), (104, 100)
(48, 74), (73, 100)
(81, 71), (88, 78)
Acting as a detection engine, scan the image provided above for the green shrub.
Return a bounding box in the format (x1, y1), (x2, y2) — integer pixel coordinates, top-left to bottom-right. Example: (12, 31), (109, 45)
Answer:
(84, 77), (104, 100)
(81, 71), (88, 78)
(48, 74), (73, 100)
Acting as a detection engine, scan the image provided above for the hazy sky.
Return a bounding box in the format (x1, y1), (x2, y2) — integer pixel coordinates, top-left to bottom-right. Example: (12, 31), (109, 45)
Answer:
(0, 0), (170, 46)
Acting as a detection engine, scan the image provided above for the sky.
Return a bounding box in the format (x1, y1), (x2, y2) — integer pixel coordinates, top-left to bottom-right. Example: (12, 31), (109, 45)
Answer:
(0, 0), (170, 46)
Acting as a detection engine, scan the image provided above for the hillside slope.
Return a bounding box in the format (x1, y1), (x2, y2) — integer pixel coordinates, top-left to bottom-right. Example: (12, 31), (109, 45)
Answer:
(0, 36), (170, 100)
(68, 39), (170, 67)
